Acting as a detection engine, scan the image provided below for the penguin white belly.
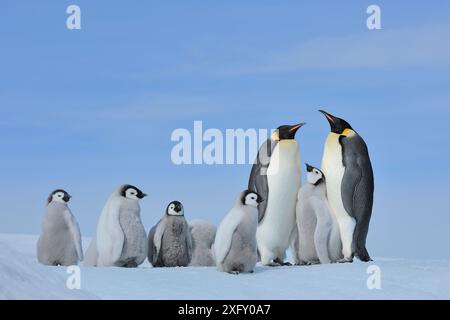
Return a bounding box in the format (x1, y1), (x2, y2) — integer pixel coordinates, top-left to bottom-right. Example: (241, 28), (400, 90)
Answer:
(257, 141), (301, 264)
(321, 134), (355, 259)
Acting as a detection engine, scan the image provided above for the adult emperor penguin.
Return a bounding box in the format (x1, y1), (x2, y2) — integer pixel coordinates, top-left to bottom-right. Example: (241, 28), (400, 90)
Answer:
(148, 201), (192, 267)
(296, 164), (342, 264)
(248, 123), (305, 266)
(319, 110), (374, 262)
(189, 219), (217, 267)
(84, 184), (148, 267)
(214, 190), (263, 274)
(37, 189), (83, 266)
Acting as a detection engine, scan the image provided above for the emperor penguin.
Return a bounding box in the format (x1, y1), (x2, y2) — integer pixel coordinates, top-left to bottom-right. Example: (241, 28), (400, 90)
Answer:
(189, 219), (217, 267)
(214, 190), (263, 274)
(319, 110), (374, 262)
(148, 201), (192, 267)
(296, 164), (342, 264)
(84, 184), (148, 267)
(248, 123), (305, 266)
(37, 189), (83, 266)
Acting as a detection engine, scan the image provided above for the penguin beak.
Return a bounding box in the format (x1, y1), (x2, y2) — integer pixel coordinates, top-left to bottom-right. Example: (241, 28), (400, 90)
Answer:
(138, 193), (147, 199)
(305, 163), (314, 172)
(63, 194), (71, 202)
(319, 110), (336, 125)
(289, 122), (306, 134)
(257, 197), (264, 203)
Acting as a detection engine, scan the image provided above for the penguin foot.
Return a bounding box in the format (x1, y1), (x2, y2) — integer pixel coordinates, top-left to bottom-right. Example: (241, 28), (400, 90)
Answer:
(357, 255), (373, 262)
(337, 257), (353, 263)
(228, 271), (240, 275)
(273, 258), (291, 266)
(305, 261), (320, 266)
(266, 262), (282, 267)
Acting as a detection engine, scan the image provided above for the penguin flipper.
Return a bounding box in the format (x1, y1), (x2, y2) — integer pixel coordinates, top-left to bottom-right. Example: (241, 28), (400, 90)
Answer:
(214, 208), (244, 265)
(185, 220), (193, 263)
(97, 192), (125, 266)
(152, 221), (166, 265)
(311, 198), (333, 264)
(248, 138), (277, 223)
(64, 208), (84, 261)
(341, 135), (374, 260)
(147, 224), (157, 264)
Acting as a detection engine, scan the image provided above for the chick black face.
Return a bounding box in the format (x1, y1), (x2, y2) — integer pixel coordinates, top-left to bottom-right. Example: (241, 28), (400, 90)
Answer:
(166, 200), (184, 216)
(47, 189), (71, 204)
(121, 184), (147, 200)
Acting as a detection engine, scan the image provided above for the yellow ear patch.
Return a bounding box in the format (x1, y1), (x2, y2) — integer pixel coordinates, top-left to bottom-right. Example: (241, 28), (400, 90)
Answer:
(341, 128), (356, 137)
(271, 131), (280, 141)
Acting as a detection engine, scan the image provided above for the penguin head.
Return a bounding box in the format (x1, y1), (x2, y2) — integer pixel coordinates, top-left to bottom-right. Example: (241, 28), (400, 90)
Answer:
(120, 184), (147, 200)
(305, 163), (325, 186)
(47, 189), (71, 204)
(241, 190), (264, 208)
(319, 110), (355, 136)
(166, 201), (184, 216)
(271, 123), (306, 141)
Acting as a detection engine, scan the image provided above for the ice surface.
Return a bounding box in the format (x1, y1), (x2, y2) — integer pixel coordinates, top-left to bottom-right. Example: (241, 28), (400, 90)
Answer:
(1, 234), (449, 300)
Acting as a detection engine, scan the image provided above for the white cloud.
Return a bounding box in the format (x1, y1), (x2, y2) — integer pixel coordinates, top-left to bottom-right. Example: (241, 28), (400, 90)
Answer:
(212, 23), (450, 76)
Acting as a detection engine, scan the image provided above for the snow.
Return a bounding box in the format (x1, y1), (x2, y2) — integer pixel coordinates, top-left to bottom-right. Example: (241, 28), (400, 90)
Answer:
(1, 233), (449, 300)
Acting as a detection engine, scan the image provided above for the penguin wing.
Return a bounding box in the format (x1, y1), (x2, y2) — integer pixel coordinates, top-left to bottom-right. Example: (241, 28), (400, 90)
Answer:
(147, 223), (157, 264)
(64, 208), (84, 261)
(248, 138), (277, 223)
(152, 220), (166, 265)
(341, 135), (375, 221)
(96, 196), (125, 266)
(185, 220), (193, 262)
(214, 207), (244, 265)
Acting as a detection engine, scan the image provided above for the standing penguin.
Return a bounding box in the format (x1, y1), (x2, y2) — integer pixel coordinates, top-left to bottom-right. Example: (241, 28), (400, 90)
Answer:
(296, 164), (342, 264)
(148, 201), (192, 267)
(248, 123), (305, 266)
(84, 184), (148, 267)
(37, 189), (83, 266)
(319, 110), (374, 262)
(189, 219), (217, 267)
(214, 190), (263, 274)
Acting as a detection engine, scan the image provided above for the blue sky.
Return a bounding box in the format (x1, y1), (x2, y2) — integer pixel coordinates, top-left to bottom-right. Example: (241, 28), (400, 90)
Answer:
(1, 1), (450, 259)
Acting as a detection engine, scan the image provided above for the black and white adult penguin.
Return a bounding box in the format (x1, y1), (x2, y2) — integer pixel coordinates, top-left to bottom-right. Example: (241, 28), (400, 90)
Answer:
(248, 123), (305, 266)
(319, 110), (374, 262)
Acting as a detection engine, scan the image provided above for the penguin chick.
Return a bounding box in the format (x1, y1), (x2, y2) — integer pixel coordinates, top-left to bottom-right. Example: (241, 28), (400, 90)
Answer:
(148, 201), (192, 267)
(189, 219), (217, 267)
(296, 164), (342, 264)
(214, 190), (263, 274)
(37, 189), (83, 266)
(85, 184), (148, 267)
